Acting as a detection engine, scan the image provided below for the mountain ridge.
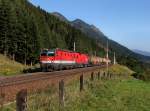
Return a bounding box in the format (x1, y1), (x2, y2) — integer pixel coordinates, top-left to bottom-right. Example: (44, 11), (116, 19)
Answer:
(50, 12), (106, 40)
(51, 12), (149, 62)
(71, 19), (105, 40)
(51, 12), (69, 22)
(133, 49), (150, 57)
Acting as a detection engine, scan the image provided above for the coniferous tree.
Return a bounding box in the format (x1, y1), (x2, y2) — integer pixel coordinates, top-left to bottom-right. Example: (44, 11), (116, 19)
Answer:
(0, 0), (10, 56)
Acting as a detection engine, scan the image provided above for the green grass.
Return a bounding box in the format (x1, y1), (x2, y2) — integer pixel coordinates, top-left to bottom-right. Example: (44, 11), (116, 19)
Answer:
(107, 64), (134, 75)
(0, 54), (27, 76)
(1, 65), (149, 111)
(2, 79), (150, 111)
(64, 79), (150, 111)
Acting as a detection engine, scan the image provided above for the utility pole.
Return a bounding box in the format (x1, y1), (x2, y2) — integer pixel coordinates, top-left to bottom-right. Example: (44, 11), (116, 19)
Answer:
(73, 42), (76, 52)
(106, 41), (109, 59)
(95, 51), (96, 56)
(113, 52), (116, 65)
(106, 40), (109, 73)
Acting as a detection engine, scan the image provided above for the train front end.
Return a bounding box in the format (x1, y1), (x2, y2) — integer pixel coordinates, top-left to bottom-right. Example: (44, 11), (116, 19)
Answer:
(40, 49), (55, 71)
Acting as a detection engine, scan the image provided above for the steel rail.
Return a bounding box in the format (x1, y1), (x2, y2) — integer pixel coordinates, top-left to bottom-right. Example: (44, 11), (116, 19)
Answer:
(0, 65), (106, 87)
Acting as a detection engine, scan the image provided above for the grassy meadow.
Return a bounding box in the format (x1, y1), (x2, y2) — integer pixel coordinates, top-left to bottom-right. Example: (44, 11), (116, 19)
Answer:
(1, 65), (150, 111)
(2, 79), (150, 111)
(0, 54), (28, 76)
(107, 64), (134, 75)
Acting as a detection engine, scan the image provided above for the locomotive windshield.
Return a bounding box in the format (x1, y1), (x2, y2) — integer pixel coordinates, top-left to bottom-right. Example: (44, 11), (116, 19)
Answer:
(47, 51), (55, 56)
(40, 50), (55, 56)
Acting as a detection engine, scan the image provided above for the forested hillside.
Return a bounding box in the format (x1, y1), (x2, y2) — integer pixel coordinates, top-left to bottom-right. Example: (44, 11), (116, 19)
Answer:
(0, 0), (105, 65)
(0, 0), (149, 79)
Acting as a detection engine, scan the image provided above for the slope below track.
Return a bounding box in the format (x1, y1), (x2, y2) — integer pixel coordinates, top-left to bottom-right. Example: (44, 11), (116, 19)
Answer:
(0, 65), (108, 103)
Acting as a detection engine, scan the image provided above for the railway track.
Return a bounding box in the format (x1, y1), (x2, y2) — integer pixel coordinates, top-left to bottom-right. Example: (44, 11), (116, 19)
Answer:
(0, 65), (108, 103)
(0, 65), (106, 86)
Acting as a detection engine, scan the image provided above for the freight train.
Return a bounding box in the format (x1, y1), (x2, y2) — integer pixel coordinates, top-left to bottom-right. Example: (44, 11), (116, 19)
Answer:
(40, 48), (111, 71)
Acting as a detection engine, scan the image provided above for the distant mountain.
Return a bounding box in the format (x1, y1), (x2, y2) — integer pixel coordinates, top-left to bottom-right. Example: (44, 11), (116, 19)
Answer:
(52, 13), (106, 41)
(71, 19), (105, 40)
(71, 19), (150, 63)
(70, 19), (133, 57)
(52, 12), (150, 63)
(133, 49), (150, 57)
(51, 12), (68, 22)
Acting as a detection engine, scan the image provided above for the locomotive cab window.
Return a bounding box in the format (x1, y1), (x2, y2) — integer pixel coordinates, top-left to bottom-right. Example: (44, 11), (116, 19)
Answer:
(47, 51), (55, 56)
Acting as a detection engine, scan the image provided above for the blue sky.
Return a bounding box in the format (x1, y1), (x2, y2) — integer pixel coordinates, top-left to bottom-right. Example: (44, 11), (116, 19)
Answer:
(29, 0), (150, 52)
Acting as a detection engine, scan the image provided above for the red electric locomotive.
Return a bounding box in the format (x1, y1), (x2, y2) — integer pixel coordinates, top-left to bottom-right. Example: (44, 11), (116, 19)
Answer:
(40, 48), (89, 71)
